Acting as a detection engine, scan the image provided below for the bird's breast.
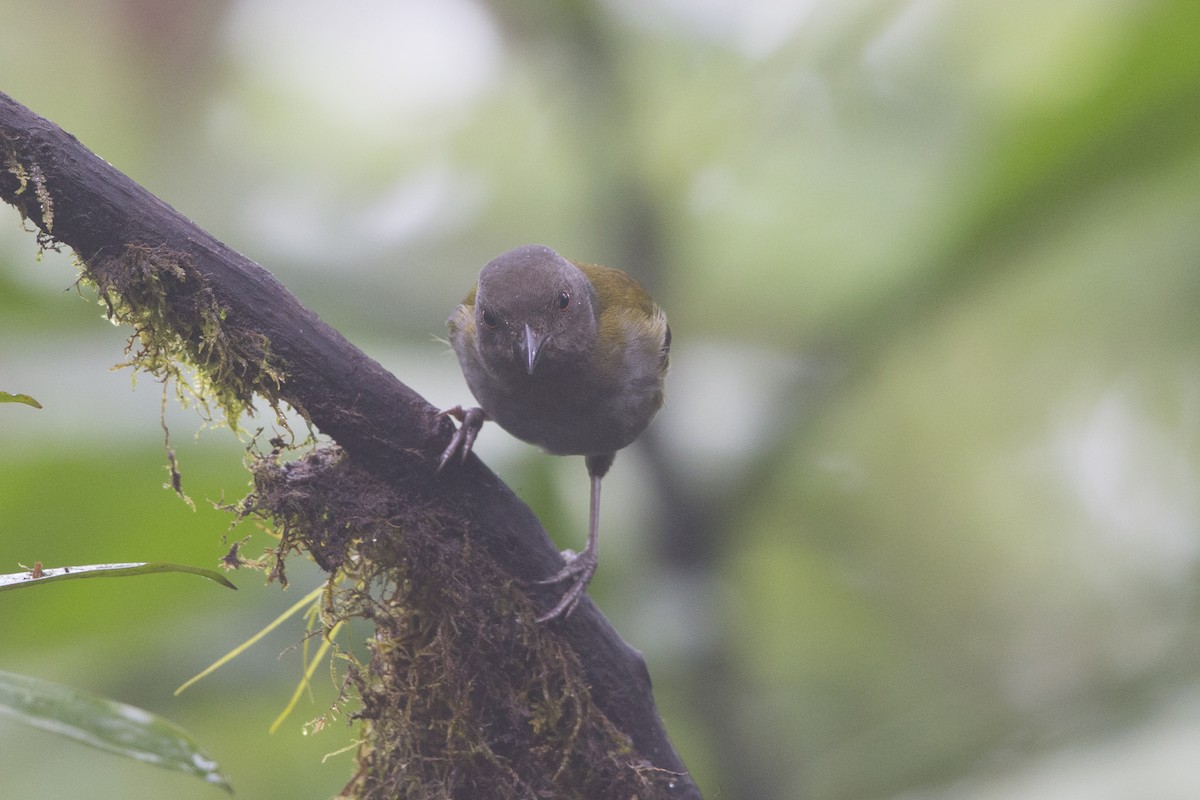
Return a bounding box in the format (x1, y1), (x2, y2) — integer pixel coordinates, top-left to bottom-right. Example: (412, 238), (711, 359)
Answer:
(466, 355), (662, 456)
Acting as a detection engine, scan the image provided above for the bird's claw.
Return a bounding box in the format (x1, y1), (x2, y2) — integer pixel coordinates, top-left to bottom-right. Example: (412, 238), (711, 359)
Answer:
(534, 548), (598, 623)
(436, 405), (488, 471)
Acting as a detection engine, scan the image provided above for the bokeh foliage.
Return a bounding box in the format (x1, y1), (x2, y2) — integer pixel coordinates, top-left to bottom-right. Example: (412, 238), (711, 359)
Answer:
(3, 1), (1200, 798)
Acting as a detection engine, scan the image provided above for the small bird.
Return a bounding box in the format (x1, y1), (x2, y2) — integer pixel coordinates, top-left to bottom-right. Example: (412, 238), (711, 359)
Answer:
(439, 244), (670, 622)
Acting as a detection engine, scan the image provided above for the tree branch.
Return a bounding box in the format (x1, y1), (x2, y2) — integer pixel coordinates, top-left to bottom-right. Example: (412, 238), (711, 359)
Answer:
(0, 90), (700, 800)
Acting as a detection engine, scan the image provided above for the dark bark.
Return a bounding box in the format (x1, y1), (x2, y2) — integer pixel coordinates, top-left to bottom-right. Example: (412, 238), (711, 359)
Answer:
(0, 90), (700, 800)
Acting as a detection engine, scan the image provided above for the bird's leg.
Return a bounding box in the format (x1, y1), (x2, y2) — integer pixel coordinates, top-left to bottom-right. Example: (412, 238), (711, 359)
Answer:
(436, 405), (489, 471)
(535, 452), (615, 623)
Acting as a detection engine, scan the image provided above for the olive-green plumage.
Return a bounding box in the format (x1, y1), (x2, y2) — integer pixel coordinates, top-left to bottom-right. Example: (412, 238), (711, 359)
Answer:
(440, 244), (670, 622)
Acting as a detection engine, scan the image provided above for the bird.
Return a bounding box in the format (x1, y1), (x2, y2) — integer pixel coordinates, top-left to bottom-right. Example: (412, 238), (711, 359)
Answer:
(438, 244), (670, 622)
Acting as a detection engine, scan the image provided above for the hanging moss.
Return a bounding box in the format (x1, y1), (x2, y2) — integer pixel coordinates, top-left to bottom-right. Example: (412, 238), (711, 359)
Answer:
(86, 242), (283, 428)
(238, 446), (670, 800)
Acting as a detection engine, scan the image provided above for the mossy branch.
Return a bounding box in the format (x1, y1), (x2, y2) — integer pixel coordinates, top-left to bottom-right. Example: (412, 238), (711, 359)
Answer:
(0, 91), (700, 800)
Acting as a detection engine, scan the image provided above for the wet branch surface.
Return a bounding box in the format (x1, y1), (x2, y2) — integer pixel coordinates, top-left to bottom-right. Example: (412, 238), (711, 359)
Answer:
(0, 91), (700, 800)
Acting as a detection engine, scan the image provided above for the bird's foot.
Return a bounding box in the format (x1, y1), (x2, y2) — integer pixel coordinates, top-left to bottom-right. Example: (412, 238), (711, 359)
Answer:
(534, 548), (598, 623)
(436, 405), (488, 471)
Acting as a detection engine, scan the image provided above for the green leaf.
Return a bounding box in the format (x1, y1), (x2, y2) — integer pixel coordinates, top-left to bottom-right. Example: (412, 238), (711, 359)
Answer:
(0, 561), (237, 592)
(0, 391), (42, 408)
(0, 670), (232, 792)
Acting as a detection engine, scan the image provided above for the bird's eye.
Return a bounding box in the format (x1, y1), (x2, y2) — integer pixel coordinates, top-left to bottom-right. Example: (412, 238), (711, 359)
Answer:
(557, 291), (571, 311)
(481, 307), (499, 328)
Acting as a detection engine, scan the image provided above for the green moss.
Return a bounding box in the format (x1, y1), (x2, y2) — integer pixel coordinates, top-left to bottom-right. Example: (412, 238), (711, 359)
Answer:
(5, 152), (55, 248)
(87, 242), (282, 429)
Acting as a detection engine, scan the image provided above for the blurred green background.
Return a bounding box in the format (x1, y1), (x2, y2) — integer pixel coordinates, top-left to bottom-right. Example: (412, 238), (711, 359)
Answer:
(3, 1), (1200, 798)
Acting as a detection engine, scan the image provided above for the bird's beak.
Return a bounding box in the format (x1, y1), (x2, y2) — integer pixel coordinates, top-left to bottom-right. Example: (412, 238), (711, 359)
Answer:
(523, 324), (545, 375)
